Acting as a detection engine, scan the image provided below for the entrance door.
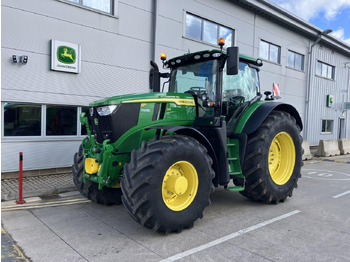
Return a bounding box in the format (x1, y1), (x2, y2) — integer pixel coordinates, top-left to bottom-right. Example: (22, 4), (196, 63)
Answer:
(339, 118), (346, 139)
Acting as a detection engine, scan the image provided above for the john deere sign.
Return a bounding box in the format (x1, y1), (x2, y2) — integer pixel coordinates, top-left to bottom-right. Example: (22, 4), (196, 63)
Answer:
(51, 40), (81, 73)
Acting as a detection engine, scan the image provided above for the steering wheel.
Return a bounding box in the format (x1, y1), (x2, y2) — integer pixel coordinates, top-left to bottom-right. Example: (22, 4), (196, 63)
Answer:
(229, 95), (245, 104)
(189, 87), (206, 97)
(222, 95), (245, 119)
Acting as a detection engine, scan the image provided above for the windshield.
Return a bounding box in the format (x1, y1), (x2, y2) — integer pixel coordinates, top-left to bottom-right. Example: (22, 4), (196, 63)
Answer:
(169, 59), (218, 103)
(168, 58), (260, 119)
(222, 62), (260, 103)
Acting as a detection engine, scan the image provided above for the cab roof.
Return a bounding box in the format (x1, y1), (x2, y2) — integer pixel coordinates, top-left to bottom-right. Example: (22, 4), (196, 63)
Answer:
(165, 49), (262, 68)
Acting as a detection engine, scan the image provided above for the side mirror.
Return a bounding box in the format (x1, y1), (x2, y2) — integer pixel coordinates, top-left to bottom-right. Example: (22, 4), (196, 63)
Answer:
(149, 61), (160, 92)
(226, 46), (239, 75)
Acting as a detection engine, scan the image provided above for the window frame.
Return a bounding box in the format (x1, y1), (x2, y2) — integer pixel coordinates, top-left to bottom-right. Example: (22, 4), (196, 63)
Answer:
(321, 119), (334, 134)
(316, 60), (335, 80)
(2, 102), (44, 139)
(259, 40), (281, 64)
(59, 0), (116, 16)
(45, 105), (79, 137)
(184, 12), (234, 47)
(287, 50), (304, 71)
(2, 102), (88, 140)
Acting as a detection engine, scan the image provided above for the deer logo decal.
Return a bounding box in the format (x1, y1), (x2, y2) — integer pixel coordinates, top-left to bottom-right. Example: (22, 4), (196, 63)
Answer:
(57, 46), (76, 64)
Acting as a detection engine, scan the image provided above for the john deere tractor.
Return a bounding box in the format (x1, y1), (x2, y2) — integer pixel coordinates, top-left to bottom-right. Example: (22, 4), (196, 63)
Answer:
(73, 39), (303, 233)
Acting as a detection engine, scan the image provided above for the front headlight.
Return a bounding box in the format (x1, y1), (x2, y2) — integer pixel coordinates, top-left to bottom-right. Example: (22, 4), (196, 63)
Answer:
(96, 105), (118, 116)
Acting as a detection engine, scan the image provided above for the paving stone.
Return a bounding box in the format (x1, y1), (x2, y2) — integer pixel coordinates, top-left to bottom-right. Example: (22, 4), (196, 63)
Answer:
(1, 173), (76, 201)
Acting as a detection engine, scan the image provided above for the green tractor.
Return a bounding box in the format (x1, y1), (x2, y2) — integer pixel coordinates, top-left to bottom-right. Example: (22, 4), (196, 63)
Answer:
(73, 40), (303, 233)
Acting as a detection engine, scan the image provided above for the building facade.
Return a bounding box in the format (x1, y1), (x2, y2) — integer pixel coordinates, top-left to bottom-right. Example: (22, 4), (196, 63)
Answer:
(2, 0), (350, 173)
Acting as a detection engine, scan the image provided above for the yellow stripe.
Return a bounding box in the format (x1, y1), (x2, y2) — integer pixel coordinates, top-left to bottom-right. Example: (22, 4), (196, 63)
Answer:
(1, 226), (29, 261)
(122, 98), (195, 106)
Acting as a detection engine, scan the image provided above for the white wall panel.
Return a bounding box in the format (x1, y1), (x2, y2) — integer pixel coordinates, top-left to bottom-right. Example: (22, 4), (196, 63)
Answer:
(2, 0), (120, 34)
(2, 0), (350, 172)
(2, 140), (82, 172)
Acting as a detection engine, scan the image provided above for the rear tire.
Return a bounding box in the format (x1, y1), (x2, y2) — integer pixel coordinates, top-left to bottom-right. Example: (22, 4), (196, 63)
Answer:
(72, 145), (122, 205)
(121, 135), (215, 233)
(240, 110), (303, 203)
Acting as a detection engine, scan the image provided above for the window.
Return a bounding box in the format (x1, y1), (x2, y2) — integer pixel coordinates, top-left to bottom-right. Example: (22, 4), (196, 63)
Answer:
(4, 103), (41, 136)
(259, 40), (281, 64)
(169, 59), (219, 117)
(316, 61), (335, 80)
(66, 0), (112, 13)
(46, 106), (77, 136)
(288, 50), (304, 71)
(185, 13), (233, 47)
(3, 103), (89, 138)
(322, 119), (334, 133)
(223, 62), (260, 103)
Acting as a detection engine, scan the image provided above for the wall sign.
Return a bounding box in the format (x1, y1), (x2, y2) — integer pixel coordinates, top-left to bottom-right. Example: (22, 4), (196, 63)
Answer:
(326, 94), (334, 107)
(51, 40), (81, 73)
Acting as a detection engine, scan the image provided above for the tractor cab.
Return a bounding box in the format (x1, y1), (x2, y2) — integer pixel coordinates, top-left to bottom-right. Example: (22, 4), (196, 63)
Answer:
(159, 40), (263, 132)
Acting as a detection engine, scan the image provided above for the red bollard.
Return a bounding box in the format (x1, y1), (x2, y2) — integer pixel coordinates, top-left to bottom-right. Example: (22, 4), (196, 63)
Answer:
(16, 152), (26, 204)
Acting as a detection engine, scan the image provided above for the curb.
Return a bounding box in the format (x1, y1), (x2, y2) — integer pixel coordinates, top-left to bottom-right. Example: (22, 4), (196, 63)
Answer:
(322, 159), (350, 164)
(1, 186), (77, 201)
(1, 173), (76, 201)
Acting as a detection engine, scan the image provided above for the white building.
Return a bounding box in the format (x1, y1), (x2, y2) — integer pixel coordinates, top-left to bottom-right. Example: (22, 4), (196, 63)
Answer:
(2, 0), (350, 174)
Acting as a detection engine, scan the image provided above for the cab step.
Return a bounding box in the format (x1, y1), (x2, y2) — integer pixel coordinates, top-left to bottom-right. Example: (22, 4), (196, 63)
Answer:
(227, 186), (245, 192)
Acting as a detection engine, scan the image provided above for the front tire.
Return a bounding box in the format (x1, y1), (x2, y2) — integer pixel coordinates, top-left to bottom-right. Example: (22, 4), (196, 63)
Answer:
(72, 145), (122, 205)
(121, 135), (215, 233)
(241, 110), (303, 203)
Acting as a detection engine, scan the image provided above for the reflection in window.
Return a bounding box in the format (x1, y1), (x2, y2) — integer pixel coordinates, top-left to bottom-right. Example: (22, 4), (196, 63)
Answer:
(186, 13), (202, 40)
(203, 20), (218, 45)
(223, 62), (259, 103)
(259, 40), (280, 64)
(4, 103), (41, 136)
(316, 61), (335, 80)
(219, 26), (232, 47)
(170, 60), (218, 101)
(67, 0), (112, 13)
(169, 59), (218, 117)
(288, 50), (304, 70)
(46, 106), (77, 136)
(185, 13), (233, 47)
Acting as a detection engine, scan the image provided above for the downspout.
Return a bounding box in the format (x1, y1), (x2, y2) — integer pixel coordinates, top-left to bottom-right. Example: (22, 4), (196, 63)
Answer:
(151, 0), (158, 63)
(304, 41), (315, 142)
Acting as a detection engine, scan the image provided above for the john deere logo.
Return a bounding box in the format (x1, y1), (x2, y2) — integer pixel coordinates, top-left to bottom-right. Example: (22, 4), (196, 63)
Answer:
(57, 46), (76, 64)
(94, 118), (99, 126)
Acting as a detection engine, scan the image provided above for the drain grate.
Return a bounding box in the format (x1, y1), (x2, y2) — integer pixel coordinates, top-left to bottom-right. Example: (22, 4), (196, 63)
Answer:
(39, 193), (61, 200)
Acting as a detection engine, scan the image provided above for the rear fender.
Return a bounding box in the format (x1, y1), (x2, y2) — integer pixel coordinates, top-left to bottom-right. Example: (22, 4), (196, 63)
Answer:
(240, 102), (303, 135)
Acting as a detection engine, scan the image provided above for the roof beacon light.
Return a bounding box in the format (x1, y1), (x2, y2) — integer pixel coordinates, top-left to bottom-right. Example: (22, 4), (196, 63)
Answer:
(218, 38), (225, 50)
(160, 53), (167, 61)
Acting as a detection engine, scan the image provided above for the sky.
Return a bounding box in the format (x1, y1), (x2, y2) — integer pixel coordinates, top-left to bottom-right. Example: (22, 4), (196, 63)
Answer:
(268, 0), (350, 46)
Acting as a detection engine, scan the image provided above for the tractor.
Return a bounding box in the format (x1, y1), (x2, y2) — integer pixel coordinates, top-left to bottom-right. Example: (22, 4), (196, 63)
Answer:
(72, 39), (303, 233)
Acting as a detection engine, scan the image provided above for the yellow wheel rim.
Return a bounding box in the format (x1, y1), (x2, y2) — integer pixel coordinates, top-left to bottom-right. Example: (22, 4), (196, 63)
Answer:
(162, 161), (198, 211)
(268, 132), (295, 185)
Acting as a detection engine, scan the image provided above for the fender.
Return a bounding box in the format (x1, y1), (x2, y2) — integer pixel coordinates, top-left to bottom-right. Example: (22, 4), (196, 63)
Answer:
(239, 102), (303, 135)
(148, 125), (220, 185)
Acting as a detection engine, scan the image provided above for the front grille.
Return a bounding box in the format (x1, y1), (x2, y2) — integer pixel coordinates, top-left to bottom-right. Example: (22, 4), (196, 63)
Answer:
(90, 104), (140, 144)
